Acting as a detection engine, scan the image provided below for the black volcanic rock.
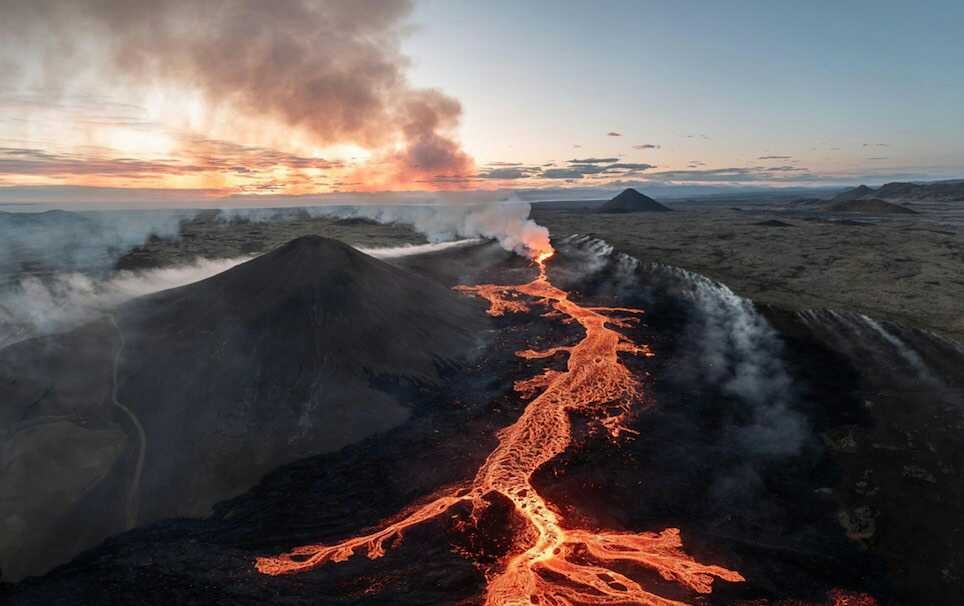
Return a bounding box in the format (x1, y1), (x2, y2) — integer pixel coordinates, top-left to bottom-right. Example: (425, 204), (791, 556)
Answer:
(752, 219), (795, 227)
(598, 188), (671, 213)
(825, 198), (919, 214)
(0, 236), (486, 581)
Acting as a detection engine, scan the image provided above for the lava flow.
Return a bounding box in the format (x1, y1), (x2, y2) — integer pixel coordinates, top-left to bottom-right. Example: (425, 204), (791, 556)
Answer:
(256, 248), (744, 605)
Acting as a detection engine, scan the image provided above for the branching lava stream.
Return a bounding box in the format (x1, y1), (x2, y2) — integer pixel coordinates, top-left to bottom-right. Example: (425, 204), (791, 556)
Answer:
(255, 249), (744, 605)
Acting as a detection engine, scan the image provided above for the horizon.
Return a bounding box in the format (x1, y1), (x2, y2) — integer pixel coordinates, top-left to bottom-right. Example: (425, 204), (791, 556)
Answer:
(2, 0), (963, 206)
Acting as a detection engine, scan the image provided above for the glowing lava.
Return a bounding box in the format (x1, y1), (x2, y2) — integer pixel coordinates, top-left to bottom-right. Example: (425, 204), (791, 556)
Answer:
(256, 249), (744, 604)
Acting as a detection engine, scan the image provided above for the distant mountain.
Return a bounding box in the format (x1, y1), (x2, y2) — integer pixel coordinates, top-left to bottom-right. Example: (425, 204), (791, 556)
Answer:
(598, 188), (671, 213)
(0, 236), (485, 581)
(825, 198), (919, 214)
(833, 180), (964, 203)
(831, 184), (875, 202)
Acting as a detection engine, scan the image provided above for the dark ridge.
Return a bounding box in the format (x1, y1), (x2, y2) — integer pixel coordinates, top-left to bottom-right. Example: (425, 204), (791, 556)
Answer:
(832, 184), (875, 202)
(825, 198), (919, 214)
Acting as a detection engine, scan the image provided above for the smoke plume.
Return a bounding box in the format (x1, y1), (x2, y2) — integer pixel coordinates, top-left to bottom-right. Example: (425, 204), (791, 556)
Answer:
(655, 264), (805, 457)
(221, 199), (552, 257)
(0, 0), (473, 184)
(315, 201), (551, 257)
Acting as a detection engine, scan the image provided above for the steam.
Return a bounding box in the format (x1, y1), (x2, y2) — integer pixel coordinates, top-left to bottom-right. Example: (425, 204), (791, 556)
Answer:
(797, 309), (944, 385)
(0, 257), (249, 349)
(660, 265), (805, 456)
(556, 234), (805, 457)
(0, 239), (482, 349)
(0, 209), (190, 278)
(221, 199), (552, 257)
(312, 202), (551, 257)
(1, 0), (472, 183)
(356, 239), (481, 258)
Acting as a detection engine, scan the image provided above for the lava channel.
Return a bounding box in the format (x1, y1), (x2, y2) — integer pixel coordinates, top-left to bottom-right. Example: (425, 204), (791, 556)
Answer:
(255, 250), (744, 605)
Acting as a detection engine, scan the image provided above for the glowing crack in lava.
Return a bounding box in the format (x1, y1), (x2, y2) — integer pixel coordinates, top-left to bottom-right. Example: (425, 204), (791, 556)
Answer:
(256, 247), (744, 604)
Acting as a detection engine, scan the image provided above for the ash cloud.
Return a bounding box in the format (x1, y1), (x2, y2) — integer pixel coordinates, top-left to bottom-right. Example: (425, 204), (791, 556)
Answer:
(1, 0), (472, 182)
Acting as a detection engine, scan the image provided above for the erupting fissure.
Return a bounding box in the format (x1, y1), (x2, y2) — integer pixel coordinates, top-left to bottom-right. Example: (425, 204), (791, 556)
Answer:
(255, 247), (744, 604)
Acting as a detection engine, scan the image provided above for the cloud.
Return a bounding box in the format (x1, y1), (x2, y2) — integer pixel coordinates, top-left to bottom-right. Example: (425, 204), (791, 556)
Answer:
(0, 0), (472, 187)
(606, 163), (655, 171)
(0, 141), (343, 185)
(540, 159), (655, 180)
(757, 155), (792, 160)
(646, 165), (816, 183)
(568, 157), (619, 164)
(633, 144), (660, 150)
(477, 167), (535, 180)
(606, 132), (622, 137)
(542, 168), (588, 180)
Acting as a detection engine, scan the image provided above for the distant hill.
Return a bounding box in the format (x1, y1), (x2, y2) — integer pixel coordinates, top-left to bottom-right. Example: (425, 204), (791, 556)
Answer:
(825, 198), (919, 214)
(598, 188), (671, 213)
(831, 184), (875, 202)
(833, 180), (964, 203)
(0, 236), (485, 581)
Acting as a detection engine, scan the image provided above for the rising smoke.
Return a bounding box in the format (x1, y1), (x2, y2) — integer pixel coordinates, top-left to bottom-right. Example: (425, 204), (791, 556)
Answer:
(557, 235), (806, 457)
(0, 0), (472, 184)
(304, 200), (551, 257)
(0, 239), (483, 350)
(0, 209), (189, 278)
(656, 264), (805, 457)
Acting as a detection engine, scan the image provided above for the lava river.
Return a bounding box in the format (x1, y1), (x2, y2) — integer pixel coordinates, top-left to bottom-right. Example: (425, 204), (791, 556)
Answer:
(255, 250), (744, 605)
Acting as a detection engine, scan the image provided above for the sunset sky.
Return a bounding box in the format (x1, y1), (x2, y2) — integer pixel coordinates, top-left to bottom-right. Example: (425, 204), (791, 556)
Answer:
(1, 0), (962, 204)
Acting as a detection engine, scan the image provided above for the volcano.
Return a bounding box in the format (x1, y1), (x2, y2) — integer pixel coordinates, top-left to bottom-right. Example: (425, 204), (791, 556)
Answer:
(0, 236), (485, 581)
(598, 188), (671, 213)
(4, 236), (961, 606)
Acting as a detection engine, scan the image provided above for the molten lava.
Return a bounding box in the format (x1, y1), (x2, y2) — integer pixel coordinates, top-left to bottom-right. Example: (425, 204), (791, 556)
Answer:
(255, 250), (744, 604)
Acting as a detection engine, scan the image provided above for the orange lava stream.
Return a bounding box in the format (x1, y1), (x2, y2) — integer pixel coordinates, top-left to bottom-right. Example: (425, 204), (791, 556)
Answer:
(255, 251), (744, 604)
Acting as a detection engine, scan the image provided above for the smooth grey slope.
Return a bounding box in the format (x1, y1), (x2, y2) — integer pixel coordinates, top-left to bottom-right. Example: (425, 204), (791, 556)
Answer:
(0, 235), (486, 581)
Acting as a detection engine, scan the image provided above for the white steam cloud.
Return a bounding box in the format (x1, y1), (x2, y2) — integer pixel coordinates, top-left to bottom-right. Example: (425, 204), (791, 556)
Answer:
(220, 199), (552, 257)
(0, 240), (480, 350)
(657, 264), (805, 456)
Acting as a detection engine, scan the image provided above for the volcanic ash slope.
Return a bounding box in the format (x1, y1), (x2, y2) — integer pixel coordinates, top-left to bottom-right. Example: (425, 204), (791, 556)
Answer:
(0, 235), (486, 582)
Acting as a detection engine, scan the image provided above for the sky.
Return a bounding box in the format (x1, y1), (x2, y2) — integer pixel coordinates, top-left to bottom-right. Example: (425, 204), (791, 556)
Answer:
(1, 0), (962, 205)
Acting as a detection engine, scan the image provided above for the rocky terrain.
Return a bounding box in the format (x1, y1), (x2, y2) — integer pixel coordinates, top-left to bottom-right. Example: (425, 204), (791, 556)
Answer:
(533, 196), (964, 341)
(0, 236), (486, 581)
(3, 236), (961, 605)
